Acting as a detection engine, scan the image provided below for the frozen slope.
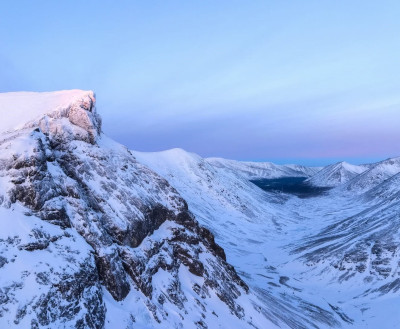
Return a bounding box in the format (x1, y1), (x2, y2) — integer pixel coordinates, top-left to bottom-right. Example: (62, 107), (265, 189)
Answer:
(0, 91), (272, 329)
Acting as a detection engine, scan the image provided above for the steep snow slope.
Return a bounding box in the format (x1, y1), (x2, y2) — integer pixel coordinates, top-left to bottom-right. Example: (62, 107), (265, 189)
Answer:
(364, 172), (400, 202)
(207, 157), (321, 179)
(0, 91), (271, 329)
(306, 161), (367, 187)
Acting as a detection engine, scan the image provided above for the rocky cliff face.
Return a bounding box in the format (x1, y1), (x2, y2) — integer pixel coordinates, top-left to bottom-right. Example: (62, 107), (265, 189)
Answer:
(0, 91), (267, 329)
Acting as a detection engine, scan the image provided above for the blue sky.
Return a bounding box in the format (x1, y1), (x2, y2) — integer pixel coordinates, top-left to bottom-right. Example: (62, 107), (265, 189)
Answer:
(1, 1), (399, 165)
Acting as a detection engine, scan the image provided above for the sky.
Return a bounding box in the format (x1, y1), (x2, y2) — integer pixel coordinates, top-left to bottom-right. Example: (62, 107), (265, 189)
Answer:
(1, 1), (399, 165)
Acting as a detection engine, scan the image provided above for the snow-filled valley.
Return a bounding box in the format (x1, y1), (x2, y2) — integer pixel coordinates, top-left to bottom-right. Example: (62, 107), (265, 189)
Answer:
(0, 90), (399, 329)
(134, 153), (400, 328)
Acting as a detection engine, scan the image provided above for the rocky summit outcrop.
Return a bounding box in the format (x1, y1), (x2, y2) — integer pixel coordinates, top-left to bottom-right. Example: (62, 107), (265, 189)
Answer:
(35, 92), (101, 145)
(0, 91), (265, 329)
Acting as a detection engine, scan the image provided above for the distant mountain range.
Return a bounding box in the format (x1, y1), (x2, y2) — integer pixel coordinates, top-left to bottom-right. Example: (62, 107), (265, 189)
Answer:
(207, 156), (321, 179)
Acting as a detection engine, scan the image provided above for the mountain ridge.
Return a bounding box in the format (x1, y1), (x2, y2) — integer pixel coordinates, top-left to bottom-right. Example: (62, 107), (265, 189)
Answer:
(0, 90), (270, 329)
(306, 161), (368, 187)
(206, 157), (321, 179)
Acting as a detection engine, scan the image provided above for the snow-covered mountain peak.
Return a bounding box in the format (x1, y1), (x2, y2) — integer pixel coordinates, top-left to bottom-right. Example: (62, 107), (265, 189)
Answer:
(0, 91), (272, 328)
(0, 90), (101, 145)
(306, 161), (367, 187)
(338, 161), (358, 169)
(0, 90), (96, 132)
(133, 148), (207, 177)
(143, 147), (202, 162)
(344, 156), (400, 193)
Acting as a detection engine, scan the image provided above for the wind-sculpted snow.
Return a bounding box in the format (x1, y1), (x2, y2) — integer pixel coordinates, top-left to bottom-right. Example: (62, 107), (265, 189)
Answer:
(0, 91), (270, 329)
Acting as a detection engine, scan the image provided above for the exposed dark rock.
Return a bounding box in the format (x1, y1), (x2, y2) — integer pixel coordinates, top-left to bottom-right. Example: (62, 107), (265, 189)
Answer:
(95, 250), (130, 301)
(0, 256), (7, 269)
(34, 257), (105, 329)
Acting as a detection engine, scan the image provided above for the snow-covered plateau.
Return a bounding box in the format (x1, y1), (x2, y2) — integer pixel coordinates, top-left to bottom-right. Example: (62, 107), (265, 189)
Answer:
(0, 90), (399, 329)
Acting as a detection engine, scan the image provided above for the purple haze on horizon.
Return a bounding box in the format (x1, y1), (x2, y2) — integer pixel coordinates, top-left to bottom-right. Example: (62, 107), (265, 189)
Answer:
(1, 1), (399, 166)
